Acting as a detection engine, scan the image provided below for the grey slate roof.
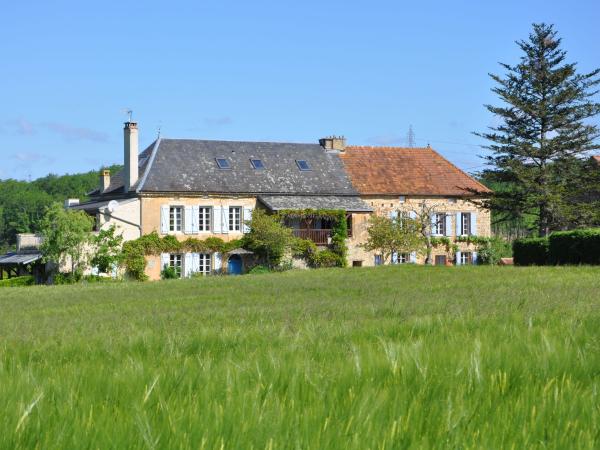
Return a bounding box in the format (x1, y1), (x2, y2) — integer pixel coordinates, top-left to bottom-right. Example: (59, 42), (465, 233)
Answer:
(258, 195), (372, 212)
(137, 139), (359, 195)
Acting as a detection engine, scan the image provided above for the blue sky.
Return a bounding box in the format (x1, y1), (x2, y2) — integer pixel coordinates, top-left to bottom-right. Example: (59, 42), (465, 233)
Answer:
(1, 0), (599, 180)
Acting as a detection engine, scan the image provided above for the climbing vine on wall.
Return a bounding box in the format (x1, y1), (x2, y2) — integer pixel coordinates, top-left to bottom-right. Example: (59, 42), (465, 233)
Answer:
(122, 231), (243, 281)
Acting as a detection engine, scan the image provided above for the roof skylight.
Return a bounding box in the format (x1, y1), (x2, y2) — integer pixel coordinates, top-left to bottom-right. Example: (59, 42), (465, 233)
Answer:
(216, 158), (231, 169)
(296, 160), (311, 171)
(250, 159), (265, 170)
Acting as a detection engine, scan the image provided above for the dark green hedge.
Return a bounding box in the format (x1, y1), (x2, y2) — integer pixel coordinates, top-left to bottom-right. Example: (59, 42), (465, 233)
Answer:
(513, 238), (549, 266)
(549, 229), (600, 265)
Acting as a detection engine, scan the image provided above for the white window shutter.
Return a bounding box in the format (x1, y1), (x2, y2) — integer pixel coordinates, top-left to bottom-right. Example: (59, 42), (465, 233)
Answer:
(214, 252), (222, 272)
(243, 207), (253, 233)
(431, 214), (438, 236)
(470, 213), (478, 236)
(455, 212), (462, 236)
(472, 251), (478, 265)
(184, 253), (193, 277)
(410, 252), (417, 263)
(191, 206), (200, 234)
(221, 206), (229, 234)
(389, 210), (398, 221)
(455, 251), (462, 266)
(445, 215), (452, 236)
(409, 211), (416, 220)
(213, 206), (222, 233)
(391, 252), (398, 264)
(160, 205), (169, 234)
(160, 253), (169, 271)
(184, 206), (193, 234)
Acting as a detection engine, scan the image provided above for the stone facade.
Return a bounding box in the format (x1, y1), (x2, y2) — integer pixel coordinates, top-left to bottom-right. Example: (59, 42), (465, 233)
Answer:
(346, 196), (491, 267)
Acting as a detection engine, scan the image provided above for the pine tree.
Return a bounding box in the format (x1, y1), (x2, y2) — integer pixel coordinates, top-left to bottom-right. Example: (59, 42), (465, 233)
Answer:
(476, 23), (600, 236)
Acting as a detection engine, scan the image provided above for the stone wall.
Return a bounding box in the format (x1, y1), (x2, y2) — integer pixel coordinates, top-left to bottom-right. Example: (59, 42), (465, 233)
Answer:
(346, 196), (491, 267)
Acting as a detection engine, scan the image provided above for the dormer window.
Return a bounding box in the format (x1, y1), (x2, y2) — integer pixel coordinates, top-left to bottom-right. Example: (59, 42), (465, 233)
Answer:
(216, 158), (231, 169)
(250, 159), (265, 169)
(296, 160), (311, 171)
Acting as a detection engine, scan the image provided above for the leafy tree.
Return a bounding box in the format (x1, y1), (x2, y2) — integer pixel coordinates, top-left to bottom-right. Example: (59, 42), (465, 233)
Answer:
(90, 225), (124, 275)
(242, 209), (294, 267)
(39, 203), (94, 277)
(361, 214), (422, 264)
(476, 23), (600, 236)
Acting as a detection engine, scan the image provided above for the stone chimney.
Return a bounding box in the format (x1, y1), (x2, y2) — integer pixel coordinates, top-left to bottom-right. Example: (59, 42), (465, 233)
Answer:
(100, 169), (111, 193)
(319, 135), (347, 152)
(124, 121), (139, 192)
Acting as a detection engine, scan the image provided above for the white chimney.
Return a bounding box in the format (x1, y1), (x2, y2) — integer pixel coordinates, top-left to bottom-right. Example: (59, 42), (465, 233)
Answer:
(100, 169), (111, 193)
(124, 121), (139, 192)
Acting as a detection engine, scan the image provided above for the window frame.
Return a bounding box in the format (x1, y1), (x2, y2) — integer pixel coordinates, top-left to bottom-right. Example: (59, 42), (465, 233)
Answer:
(215, 157), (231, 170)
(169, 253), (183, 278)
(433, 213), (446, 236)
(169, 206), (183, 232)
(198, 206), (212, 232)
(198, 253), (212, 275)
(250, 158), (265, 170)
(460, 252), (473, 265)
(229, 206), (242, 232)
(461, 212), (471, 236)
(398, 253), (409, 264)
(296, 159), (311, 171)
(374, 254), (383, 266)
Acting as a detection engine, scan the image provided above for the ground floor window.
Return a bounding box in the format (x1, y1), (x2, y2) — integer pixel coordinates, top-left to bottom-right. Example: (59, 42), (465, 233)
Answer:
(198, 253), (212, 275)
(169, 254), (183, 277)
(374, 255), (383, 266)
(460, 252), (473, 265)
(435, 255), (447, 266)
(398, 253), (409, 264)
(352, 260), (363, 267)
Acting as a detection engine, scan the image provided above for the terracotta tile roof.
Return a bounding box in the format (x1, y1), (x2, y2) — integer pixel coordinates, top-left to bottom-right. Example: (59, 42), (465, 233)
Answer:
(340, 146), (491, 196)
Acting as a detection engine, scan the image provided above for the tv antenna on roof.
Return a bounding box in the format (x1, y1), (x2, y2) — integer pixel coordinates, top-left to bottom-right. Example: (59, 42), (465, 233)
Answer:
(122, 108), (133, 122)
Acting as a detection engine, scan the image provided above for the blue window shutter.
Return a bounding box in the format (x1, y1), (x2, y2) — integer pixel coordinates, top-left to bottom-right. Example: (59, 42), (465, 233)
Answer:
(184, 206), (193, 234)
(455, 212), (462, 236)
(455, 251), (462, 266)
(160, 205), (169, 234)
(470, 213), (478, 236)
(445, 215), (452, 236)
(472, 251), (478, 265)
(391, 252), (398, 264)
(213, 206), (222, 233)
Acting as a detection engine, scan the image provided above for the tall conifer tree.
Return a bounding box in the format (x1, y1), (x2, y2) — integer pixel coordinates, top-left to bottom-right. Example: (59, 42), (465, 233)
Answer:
(477, 23), (600, 236)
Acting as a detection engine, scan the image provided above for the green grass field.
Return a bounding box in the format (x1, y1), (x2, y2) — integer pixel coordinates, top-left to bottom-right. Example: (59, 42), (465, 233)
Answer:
(1, 266), (599, 449)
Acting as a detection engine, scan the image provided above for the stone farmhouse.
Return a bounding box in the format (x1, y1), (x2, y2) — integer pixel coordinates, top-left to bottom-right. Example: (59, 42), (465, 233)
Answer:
(71, 122), (490, 279)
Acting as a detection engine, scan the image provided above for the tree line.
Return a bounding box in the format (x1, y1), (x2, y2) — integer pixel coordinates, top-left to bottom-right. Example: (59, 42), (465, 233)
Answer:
(0, 165), (121, 251)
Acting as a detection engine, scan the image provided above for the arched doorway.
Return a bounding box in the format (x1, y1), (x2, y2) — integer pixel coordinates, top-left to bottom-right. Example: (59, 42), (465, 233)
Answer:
(227, 254), (243, 275)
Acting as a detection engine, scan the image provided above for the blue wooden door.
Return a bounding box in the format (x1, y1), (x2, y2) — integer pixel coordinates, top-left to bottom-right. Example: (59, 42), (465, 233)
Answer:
(227, 255), (242, 275)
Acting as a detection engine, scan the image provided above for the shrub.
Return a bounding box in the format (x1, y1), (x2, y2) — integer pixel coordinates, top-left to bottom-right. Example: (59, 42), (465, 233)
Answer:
(0, 276), (34, 288)
(292, 238), (317, 259)
(248, 265), (271, 275)
(477, 237), (512, 265)
(549, 228), (600, 265)
(161, 265), (179, 280)
(513, 237), (549, 266)
(309, 249), (342, 268)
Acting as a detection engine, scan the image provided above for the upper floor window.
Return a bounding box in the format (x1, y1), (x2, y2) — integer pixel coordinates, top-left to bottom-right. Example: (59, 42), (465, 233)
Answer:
(229, 206), (241, 231)
(199, 207), (211, 232)
(216, 158), (231, 169)
(250, 158), (265, 169)
(432, 213), (446, 235)
(170, 206), (183, 232)
(461, 213), (471, 235)
(296, 160), (311, 171)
